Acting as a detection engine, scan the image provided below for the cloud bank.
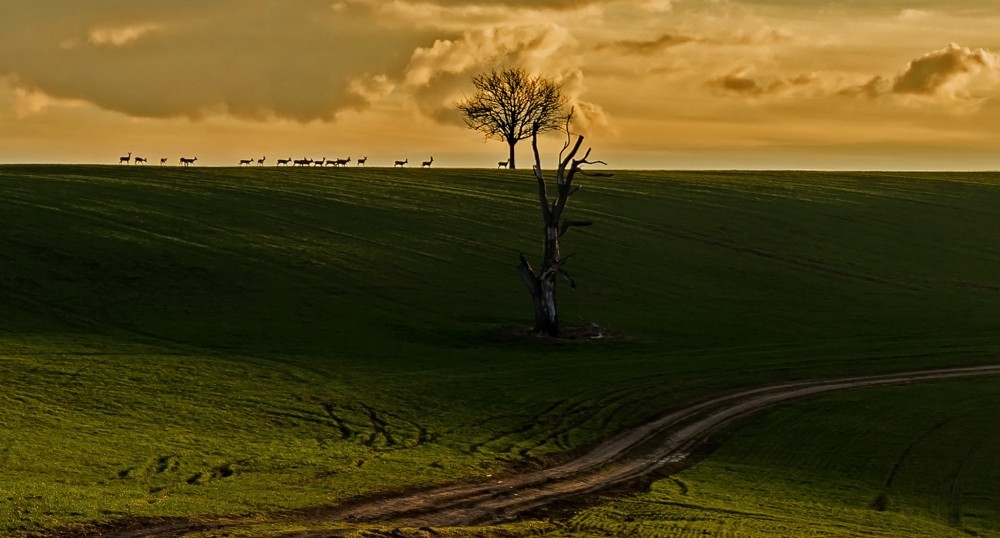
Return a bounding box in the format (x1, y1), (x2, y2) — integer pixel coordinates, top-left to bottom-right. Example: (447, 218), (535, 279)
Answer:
(842, 43), (1000, 107)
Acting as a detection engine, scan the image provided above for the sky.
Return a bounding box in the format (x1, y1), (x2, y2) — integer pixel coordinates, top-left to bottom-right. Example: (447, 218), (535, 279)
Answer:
(2, 1), (1000, 169)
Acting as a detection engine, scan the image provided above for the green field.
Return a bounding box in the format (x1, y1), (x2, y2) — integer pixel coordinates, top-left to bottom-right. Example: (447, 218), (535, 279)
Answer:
(2, 165), (1000, 536)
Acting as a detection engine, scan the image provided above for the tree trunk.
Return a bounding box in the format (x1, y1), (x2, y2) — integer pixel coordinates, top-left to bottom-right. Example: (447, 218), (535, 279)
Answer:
(507, 141), (517, 170)
(518, 254), (559, 336)
(517, 115), (604, 338)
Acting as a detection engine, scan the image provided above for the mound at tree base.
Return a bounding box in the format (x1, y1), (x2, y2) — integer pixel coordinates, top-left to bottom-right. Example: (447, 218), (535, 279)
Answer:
(493, 323), (632, 342)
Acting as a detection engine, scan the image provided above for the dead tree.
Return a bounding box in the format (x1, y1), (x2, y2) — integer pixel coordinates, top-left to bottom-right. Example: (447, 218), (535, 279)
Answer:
(517, 114), (605, 336)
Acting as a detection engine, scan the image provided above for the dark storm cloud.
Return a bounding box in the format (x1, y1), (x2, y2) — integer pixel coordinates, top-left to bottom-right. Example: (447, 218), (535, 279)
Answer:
(0, 1), (432, 122)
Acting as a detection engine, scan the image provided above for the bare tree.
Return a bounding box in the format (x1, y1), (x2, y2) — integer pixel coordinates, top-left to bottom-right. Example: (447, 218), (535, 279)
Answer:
(517, 113), (606, 336)
(456, 67), (567, 170)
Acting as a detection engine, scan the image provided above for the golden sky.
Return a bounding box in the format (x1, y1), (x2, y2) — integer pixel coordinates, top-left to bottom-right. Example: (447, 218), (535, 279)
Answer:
(2, 1), (1000, 169)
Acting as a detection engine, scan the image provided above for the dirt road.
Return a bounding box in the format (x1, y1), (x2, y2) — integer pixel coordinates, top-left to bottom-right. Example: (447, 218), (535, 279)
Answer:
(90, 365), (1000, 537)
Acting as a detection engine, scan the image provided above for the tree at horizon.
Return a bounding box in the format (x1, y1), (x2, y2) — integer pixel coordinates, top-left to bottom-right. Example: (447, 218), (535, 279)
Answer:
(456, 67), (567, 170)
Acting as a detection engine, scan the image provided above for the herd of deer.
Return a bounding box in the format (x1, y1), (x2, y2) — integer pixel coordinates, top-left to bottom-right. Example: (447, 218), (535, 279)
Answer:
(119, 153), (443, 168)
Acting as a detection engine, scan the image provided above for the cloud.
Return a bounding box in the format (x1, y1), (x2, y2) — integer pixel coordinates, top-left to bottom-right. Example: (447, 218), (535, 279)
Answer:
(348, 74), (396, 104)
(706, 70), (819, 97)
(11, 86), (89, 119)
(397, 22), (611, 133)
(88, 23), (161, 47)
(596, 26), (794, 57)
(898, 8), (932, 21)
(892, 43), (999, 97)
(0, 2), (426, 123)
(600, 33), (695, 55)
(842, 43), (1000, 107)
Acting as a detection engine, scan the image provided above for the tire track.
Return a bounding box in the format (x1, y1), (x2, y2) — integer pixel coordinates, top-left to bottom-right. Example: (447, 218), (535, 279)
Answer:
(82, 365), (1000, 537)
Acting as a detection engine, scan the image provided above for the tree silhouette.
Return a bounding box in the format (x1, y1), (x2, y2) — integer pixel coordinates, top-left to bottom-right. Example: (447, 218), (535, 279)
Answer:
(518, 112), (606, 336)
(456, 67), (567, 170)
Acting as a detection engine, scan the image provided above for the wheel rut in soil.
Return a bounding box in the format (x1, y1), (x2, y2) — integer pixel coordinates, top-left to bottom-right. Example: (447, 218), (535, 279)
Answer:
(82, 365), (1000, 537)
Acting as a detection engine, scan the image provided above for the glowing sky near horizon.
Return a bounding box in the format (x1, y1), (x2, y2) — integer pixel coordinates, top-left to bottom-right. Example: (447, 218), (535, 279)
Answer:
(2, 1), (1000, 169)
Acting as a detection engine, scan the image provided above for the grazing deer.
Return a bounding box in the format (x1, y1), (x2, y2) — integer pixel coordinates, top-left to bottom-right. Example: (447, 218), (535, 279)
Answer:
(119, 152), (131, 165)
(239, 158), (253, 166)
(160, 158), (168, 165)
(498, 160), (508, 169)
(336, 156), (351, 167)
(357, 156), (367, 166)
(277, 157), (291, 166)
(394, 158), (407, 167)
(293, 158), (312, 166)
(134, 156), (147, 165)
(257, 156), (265, 166)
(314, 158), (326, 167)
(422, 156), (434, 168)
(179, 157), (197, 166)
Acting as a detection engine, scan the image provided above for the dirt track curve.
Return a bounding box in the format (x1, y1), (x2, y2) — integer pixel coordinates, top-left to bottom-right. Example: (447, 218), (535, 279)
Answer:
(87, 365), (1000, 537)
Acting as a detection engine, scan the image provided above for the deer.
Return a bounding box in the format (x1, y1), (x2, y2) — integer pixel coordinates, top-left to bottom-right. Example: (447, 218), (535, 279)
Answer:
(134, 156), (147, 165)
(293, 158), (312, 166)
(239, 158), (253, 166)
(119, 152), (131, 165)
(324, 159), (339, 166)
(313, 158), (326, 167)
(179, 157), (197, 166)
(498, 160), (508, 169)
(335, 156), (351, 167)
(394, 158), (407, 167)
(257, 156), (266, 166)
(160, 158), (168, 165)
(357, 156), (367, 166)
(421, 156), (434, 168)
(277, 157), (292, 166)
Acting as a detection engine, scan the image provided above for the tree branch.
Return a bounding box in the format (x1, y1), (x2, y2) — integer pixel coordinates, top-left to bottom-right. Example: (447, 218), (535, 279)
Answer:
(530, 122), (550, 221)
(517, 253), (539, 293)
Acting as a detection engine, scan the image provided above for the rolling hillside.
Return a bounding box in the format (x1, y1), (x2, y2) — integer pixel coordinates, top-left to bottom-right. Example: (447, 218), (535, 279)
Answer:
(2, 165), (999, 535)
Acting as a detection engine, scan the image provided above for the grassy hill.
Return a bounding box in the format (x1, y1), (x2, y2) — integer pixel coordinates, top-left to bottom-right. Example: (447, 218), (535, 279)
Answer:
(2, 165), (1000, 535)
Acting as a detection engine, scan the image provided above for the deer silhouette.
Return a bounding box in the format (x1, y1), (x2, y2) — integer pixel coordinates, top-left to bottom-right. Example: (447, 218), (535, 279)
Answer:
(394, 158), (407, 167)
(119, 152), (131, 165)
(336, 157), (351, 167)
(179, 157), (197, 166)
(257, 156), (265, 166)
(134, 156), (147, 165)
(314, 158), (326, 167)
(293, 158), (312, 166)
(277, 157), (291, 166)
(239, 158), (253, 166)
(357, 156), (367, 166)
(160, 158), (168, 165)
(422, 156), (434, 168)
(498, 160), (509, 169)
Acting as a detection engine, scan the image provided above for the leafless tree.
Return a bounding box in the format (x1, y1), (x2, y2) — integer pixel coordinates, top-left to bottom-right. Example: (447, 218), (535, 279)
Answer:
(517, 112), (606, 336)
(456, 67), (567, 170)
